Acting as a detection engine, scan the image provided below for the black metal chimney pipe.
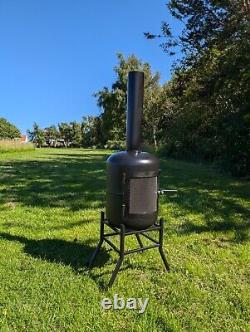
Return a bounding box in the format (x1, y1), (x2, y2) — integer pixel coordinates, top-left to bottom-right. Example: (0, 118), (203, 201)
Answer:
(126, 71), (144, 151)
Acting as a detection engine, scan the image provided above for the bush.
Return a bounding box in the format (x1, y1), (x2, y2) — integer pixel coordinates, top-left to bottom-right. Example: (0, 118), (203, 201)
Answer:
(142, 143), (156, 154)
(105, 140), (125, 150)
(156, 144), (169, 158)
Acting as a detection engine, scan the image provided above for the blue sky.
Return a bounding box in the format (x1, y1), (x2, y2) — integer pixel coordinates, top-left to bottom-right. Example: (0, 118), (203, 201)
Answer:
(0, 0), (181, 134)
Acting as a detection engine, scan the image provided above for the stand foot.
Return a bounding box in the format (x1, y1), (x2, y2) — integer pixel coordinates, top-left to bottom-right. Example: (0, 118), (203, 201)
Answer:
(159, 247), (170, 271)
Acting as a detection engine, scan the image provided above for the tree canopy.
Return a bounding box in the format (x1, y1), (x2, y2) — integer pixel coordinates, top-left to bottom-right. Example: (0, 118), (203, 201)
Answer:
(144, 0), (250, 175)
(95, 53), (166, 149)
(0, 118), (21, 139)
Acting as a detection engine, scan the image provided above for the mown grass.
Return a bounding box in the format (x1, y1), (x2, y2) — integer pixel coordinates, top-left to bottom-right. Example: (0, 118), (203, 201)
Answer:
(0, 148), (249, 331)
(0, 140), (34, 153)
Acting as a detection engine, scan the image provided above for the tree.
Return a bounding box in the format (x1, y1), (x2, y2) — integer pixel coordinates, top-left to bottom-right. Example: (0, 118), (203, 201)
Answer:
(81, 116), (103, 147)
(28, 123), (45, 148)
(0, 118), (20, 139)
(143, 83), (174, 149)
(70, 121), (82, 147)
(58, 123), (73, 147)
(145, 1), (249, 61)
(57, 122), (83, 147)
(145, 0), (250, 175)
(95, 53), (167, 149)
(44, 125), (59, 147)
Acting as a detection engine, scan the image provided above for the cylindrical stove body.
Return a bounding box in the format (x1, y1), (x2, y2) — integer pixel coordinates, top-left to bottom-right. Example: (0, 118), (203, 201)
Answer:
(106, 151), (159, 230)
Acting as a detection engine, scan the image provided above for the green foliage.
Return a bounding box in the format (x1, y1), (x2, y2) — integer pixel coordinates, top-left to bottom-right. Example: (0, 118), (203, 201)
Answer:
(105, 140), (125, 150)
(58, 122), (74, 147)
(95, 53), (165, 148)
(58, 121), (84, 147)
(143, 82), (174, 149)
(28, 117), (105, 149)
(146, 0), (250, 176)
(70, 121), (82, 147)
(44, 125), (59, 147)
(81, 116), (104, 147)
(28, 122), (45, 148)
(0, 118), (20, 139)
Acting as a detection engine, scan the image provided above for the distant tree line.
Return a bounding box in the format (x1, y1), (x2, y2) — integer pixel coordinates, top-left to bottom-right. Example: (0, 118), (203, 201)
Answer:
(28, 117), (104, 149)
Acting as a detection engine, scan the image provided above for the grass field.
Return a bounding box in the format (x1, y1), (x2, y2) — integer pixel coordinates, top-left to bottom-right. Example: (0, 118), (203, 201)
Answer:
(0, 148), (249, 331)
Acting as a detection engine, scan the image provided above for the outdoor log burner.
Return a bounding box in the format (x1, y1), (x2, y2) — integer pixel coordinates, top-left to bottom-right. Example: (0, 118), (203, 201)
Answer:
(89, 71), (171, 288)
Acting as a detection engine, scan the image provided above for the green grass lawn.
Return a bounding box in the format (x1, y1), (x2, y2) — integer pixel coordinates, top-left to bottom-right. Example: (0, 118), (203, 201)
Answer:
(0, 148), (249, 331)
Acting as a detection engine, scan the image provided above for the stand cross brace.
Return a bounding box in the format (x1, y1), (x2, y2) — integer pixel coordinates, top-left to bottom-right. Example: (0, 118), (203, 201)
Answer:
(89, 211), (170, 288)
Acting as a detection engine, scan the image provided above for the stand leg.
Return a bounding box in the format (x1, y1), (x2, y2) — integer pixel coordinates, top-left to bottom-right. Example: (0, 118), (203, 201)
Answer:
(107, 224), (125, 288)
(159, 218), (170, 271)
(135, 234), (143, 253)
(89, 212), (105, 268)
(88, 241), (103, 268)
(107, 257), (124, 288)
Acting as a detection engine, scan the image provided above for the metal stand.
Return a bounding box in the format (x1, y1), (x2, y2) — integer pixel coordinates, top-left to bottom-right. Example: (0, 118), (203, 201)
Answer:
(89, 211), (170, 288)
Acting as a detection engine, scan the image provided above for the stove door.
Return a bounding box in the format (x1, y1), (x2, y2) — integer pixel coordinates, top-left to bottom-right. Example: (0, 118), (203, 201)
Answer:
(128, 176), (158, 215)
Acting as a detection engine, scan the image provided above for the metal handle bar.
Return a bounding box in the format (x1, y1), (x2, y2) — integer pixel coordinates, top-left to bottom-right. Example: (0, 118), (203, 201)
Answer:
(158, 189), (178, 195)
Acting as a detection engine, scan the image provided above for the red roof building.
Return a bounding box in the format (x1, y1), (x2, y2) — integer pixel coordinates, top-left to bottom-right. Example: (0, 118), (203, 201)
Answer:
(20, 135), (28, 143)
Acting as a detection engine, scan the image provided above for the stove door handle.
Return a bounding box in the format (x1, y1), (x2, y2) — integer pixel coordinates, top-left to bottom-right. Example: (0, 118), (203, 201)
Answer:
(158, 189), (177, 195)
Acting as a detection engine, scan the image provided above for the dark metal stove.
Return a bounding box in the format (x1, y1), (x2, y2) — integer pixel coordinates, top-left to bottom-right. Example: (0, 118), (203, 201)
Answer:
(89, 71), (170, 288)
(106, 71), (159, 230)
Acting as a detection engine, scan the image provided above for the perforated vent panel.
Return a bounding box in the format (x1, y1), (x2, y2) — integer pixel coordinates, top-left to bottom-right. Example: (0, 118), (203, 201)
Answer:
(129, 177), (157, 214)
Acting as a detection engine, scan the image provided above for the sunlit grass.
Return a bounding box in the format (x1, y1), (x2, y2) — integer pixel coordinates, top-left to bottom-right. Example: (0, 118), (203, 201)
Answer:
(0, 140), (34, 153)
(0, 148), (249, 331)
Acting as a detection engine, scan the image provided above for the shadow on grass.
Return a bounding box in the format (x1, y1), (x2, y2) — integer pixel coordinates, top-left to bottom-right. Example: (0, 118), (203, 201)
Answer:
(162, 187), (250, 242)
(2, 218), (95, 232)
(0, 232), (110, 271)
(0, 151), (249, 242)
(159, 159), (250, 242)
(0, 153), (108, 211)
(0, 232), (138, 289)
(180, 220), (249, 242)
